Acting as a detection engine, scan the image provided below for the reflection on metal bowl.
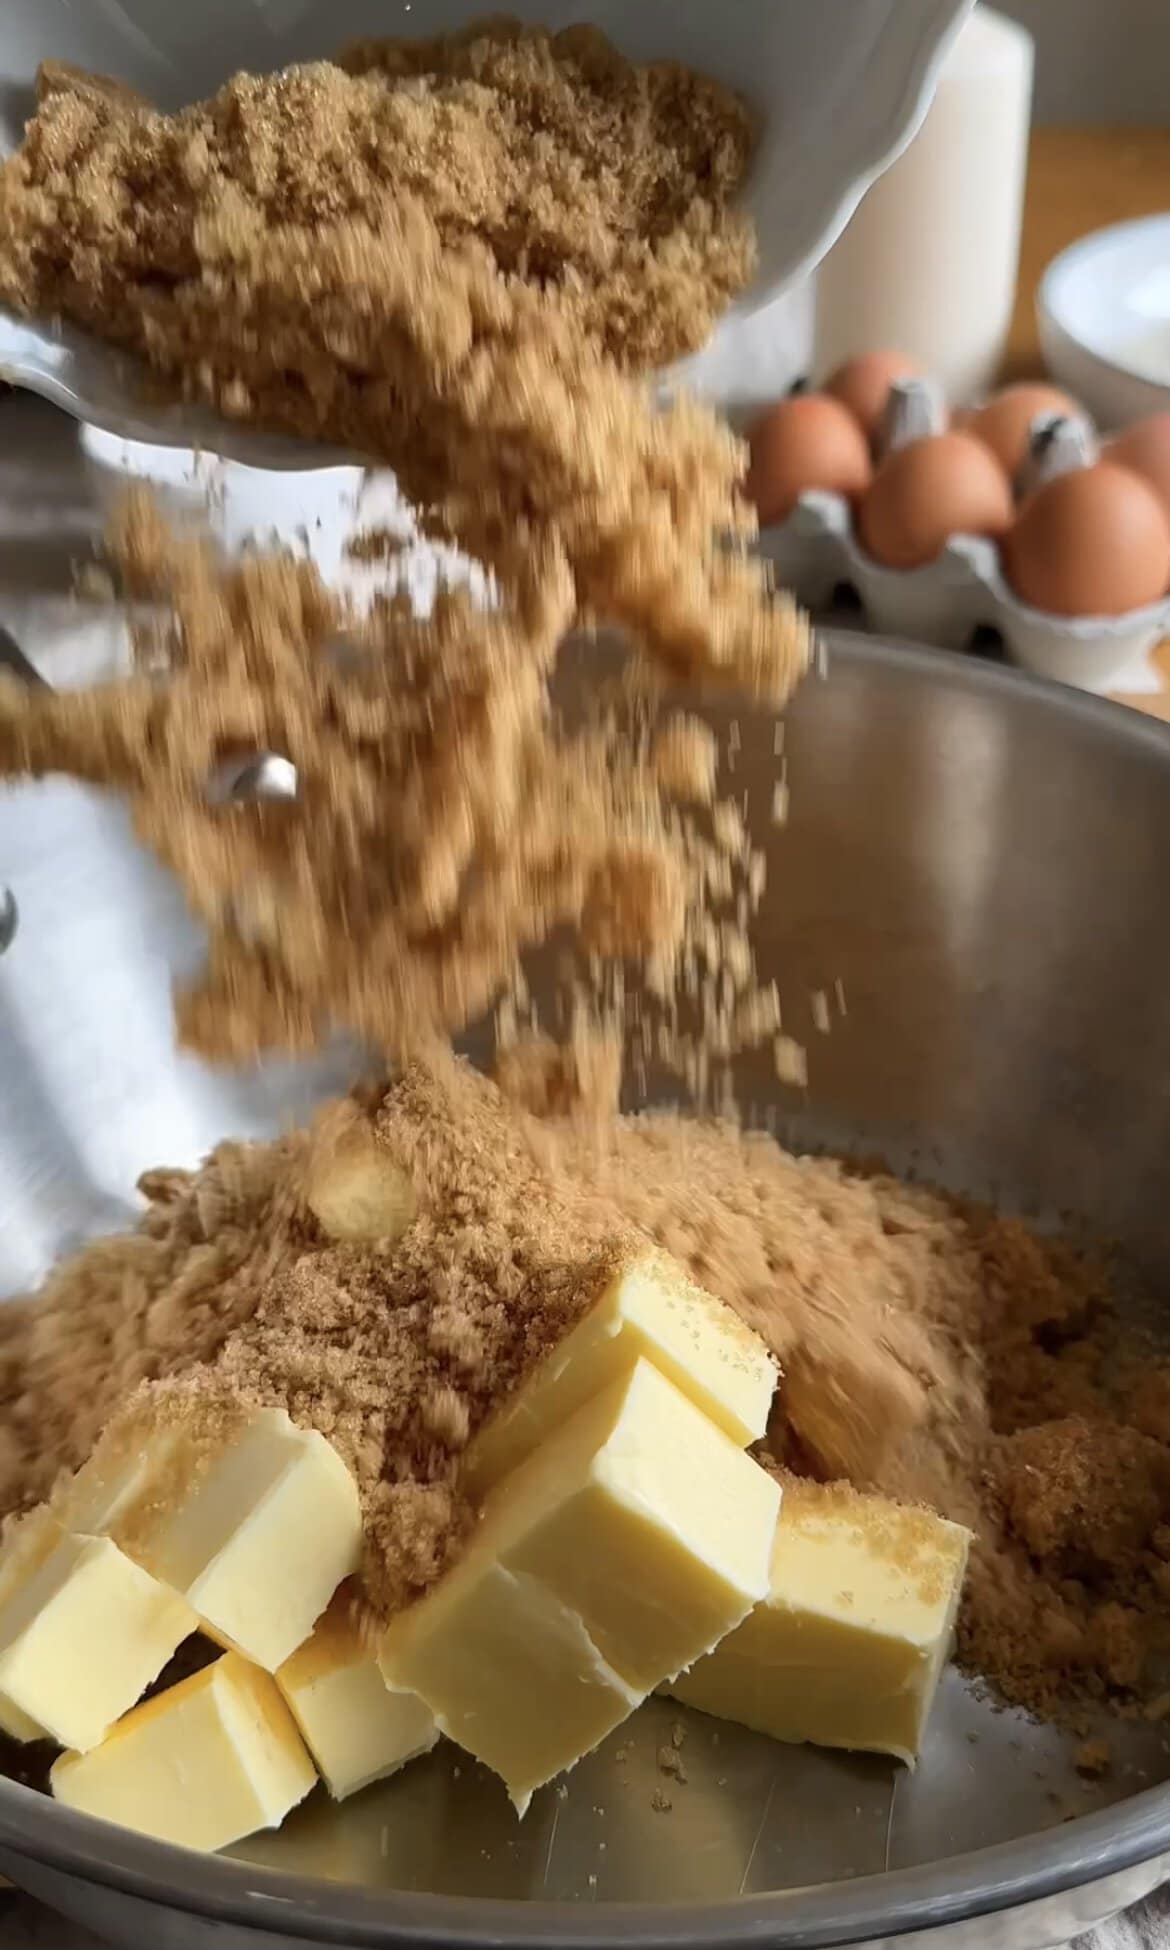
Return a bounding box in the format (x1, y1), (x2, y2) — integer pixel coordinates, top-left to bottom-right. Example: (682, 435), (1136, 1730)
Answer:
(0, 636), (1169, 1947)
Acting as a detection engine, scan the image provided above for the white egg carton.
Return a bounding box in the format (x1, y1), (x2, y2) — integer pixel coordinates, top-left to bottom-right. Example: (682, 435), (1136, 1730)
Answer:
(759, 489), (1170, 694)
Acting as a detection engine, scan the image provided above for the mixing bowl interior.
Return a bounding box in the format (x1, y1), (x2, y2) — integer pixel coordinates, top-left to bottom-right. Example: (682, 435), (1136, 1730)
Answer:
(1, 634), (1169, 1942)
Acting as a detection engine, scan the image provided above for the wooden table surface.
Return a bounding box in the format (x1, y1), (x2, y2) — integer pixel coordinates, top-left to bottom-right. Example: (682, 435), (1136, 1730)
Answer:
(1007, 126), (1170, 720)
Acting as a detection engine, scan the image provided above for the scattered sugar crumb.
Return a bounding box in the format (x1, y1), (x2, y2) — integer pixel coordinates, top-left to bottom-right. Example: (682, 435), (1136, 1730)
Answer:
(1075, 1739), (1112, 1778)
(774, 1034), (808, 1088)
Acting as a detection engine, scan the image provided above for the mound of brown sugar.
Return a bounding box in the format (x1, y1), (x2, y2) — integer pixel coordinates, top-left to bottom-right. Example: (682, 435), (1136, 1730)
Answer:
(334, 21), (757, 367)
(39, 22), (757, 373)
(0, 1062), (641, 1607)
(3, 1058), (1169, 1719)
(0, 495), (796, 1067)
(0, 31), (790, 681)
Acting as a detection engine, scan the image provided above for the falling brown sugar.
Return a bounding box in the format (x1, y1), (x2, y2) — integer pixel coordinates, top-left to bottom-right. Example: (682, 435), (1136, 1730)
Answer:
(0, 496), (799, 1070)
(0, 30), (807, 1068)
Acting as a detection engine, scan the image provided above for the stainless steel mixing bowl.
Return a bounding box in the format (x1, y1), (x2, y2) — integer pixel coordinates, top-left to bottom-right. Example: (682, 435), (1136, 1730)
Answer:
(1, 635), (1169, 1947)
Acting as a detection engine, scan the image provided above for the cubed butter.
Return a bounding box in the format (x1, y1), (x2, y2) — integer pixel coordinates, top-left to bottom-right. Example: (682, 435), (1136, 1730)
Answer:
(0, 1530), (193, 1753)
(670, 1479), (971, 1765)
(382, 1560), (640, 1818)
(100, 1404), (362, 1673)
(382, 1358), (779, 1810)
(61, 1413), (186, 1537)
(0, 1508), (68, 1741)
(0, 1691), (46, 1743)
(276, 1600), (437, 1800)
(466, 1247), (776, 1495)
(52, 1651), (316, 1852)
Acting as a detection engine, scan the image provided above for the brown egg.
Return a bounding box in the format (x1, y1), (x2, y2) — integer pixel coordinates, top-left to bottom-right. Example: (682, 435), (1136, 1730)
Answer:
(1108, 414), (1170, 521)
(1003, 463), (1170, 616)
(746, 395), (873, 527)
(825, 351), (922, 443)
(857, 432), (1013, 570)
(969, 382), (1085, 477)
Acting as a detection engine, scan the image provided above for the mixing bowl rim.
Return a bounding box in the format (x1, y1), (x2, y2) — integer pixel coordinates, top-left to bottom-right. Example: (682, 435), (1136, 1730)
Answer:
(826, 631), (1170, 754)
(1, 1766), (1169, 1946)
(2, 636), (1169, 1940)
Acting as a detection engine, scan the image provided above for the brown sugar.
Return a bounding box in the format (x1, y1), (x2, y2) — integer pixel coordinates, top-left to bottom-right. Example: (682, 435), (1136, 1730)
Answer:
(991, 1418), (1170, 1578)
(1130, 1369), (1170, 1445)
(1074, 1737), (1112, 1778)
(20, 23), (756, 374)
(334, 21), (757, 368)
(0, 33), (796, 687)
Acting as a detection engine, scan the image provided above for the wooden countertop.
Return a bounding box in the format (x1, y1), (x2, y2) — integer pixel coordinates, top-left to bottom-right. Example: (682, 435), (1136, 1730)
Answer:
(1007, 127), (1170, 720)
(1007, 127), (1170, 379)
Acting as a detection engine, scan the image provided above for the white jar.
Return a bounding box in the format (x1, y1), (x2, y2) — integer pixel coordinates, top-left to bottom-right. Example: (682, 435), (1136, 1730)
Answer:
(813, 6), (1034, 405)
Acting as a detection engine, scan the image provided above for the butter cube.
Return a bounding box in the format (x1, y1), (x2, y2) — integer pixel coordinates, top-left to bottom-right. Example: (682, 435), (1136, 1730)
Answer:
(0, 1508), (68, 1741)
(497, 1359), (780, 1690)
(52, 1651), (316, 1851)
(276, 1601), (437, 1800)
(381, 1560), (640, 1817)
(466, 1248), (776, 1495)
(670, 1479), (971, 1766)
(0, 1690), (45, 1743)
(106, 1406), (363, 1673)
(382, 1359), (779, 1809)
(0, 1508), (62, 1609)
(61, 1414), (185, 1536)
(0, 1531), (193, 1753)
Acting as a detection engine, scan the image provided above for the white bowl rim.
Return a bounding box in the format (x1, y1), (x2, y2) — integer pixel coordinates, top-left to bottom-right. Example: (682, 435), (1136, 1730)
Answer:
(1038, 213), (1170, 386)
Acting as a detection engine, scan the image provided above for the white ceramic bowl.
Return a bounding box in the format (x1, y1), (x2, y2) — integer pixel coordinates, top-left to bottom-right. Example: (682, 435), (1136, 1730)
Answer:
(1038, 214), (1170, 431)
(0, 0), (970, 461)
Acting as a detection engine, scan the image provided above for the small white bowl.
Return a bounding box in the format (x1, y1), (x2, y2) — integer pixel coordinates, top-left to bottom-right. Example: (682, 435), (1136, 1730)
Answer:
(1038, 214), (1170, 430)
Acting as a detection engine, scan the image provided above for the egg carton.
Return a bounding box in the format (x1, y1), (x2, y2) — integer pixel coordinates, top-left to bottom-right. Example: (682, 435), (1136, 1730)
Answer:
(759, 490), (1170, 694)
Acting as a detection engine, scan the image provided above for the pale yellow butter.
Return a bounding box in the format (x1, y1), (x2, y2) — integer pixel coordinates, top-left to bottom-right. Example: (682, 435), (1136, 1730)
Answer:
(62, 1415), (185, 1537)
(382, 1358), (779, 1810)
(52, 1651), (316, 1851)
(0, 1531), (193, 1754)
(496, 1359), (780, 1690)
(99, 1405), (363, 1673)
(466, 1248), (777, 1496)
(276, 1600), (437, 1800)
(381, 1559), (640, 1817)
(670, 1479), (971, 1765)
(0, 1508), (69, 1741)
